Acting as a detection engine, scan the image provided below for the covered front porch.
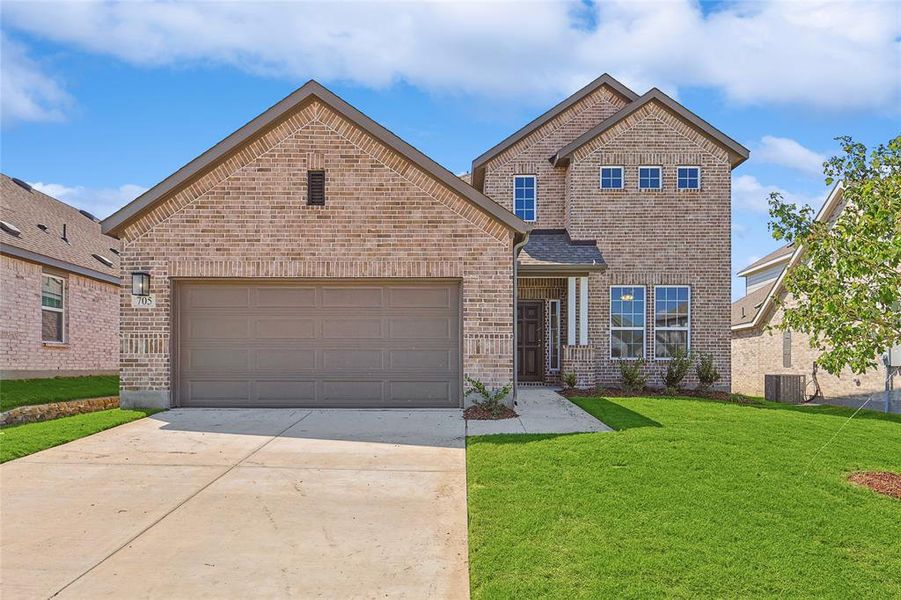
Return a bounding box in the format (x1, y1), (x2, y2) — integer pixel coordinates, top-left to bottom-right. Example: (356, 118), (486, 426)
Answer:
(515, 230), (604, 389)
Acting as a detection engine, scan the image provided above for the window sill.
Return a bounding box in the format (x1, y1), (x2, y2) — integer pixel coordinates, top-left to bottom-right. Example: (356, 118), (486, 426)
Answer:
(42, 342), (69, 349)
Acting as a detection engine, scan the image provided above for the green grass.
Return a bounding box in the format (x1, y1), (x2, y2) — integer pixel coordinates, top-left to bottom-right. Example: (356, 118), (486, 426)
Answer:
(0, 408), (157, 463)
(0, 375), (119, 412)
(467, 395), (901, 599)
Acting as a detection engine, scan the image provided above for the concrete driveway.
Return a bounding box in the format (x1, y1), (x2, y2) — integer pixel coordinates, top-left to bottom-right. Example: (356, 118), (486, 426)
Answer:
(1, 408), (469, 599)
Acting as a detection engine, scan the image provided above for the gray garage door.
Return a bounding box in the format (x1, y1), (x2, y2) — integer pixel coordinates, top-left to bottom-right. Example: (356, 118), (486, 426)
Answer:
(176, 281), (461, 408)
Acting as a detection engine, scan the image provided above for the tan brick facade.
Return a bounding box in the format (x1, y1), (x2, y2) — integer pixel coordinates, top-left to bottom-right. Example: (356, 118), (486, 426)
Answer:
(1, 255), (119, 377)
(482, 97), (733, 391)
(117, 100), (516, 407)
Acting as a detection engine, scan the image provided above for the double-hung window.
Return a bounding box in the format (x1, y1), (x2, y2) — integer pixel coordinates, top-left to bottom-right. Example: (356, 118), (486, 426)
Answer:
(600, 166), (624, 190)
(610, 286), (645, 359)
(513, 176), (536, 222)
(654, 286), (690, 358)
(677, 166), (700, 190)
(639, 166), (662, 190)
(41, 274), (65, 343)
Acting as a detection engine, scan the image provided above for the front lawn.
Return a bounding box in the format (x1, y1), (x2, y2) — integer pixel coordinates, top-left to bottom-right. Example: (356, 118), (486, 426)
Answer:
(0, 408), (157, 463)
(0, 375), (119, 412)
(467, 395), (901, 599)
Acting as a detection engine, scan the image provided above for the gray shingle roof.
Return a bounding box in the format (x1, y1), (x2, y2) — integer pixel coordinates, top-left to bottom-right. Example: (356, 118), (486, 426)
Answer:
(731, 282), (775, 327)
(736, 243), (793, 275)
(518, 230), (605, 270)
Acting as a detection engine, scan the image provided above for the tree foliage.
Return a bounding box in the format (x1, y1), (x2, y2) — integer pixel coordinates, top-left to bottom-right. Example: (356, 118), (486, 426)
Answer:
(767, 135), (901, 375)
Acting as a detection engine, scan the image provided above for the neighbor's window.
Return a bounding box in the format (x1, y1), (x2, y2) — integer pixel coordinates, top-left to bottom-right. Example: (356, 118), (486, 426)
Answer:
(610, 286), (645, 359)
(41, 274), (65, 343)
(548, 299), (561, 371)
(677, 166), (700, 190)
(639, 166), (662, 190)
(513, 175), (536, 222)
(600, 166), (624, 190)
(783, 330), (792, 368)
(654, 286), (690, 358)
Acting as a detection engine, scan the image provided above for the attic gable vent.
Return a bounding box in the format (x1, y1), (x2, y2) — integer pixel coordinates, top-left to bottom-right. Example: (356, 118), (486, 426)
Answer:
(92, 253), (114, 268)
(10, 178), (32, 192)
(307, 170), (326, 206)
(1, 220), (22, 236)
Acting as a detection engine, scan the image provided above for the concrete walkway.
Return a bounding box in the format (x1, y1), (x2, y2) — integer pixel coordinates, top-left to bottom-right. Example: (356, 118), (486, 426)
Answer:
(1, 409), (469, 599)
(466, 387), (612, 436)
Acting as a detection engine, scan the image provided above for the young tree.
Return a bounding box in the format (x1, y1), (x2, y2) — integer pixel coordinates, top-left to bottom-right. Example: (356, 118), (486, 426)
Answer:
(767, 135), (901, 376)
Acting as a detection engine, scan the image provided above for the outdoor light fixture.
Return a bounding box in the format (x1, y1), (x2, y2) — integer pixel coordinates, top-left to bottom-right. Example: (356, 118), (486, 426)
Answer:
(131, 272), (151, 296)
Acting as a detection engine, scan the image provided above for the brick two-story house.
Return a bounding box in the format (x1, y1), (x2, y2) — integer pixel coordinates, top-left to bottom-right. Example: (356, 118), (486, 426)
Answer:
(103, 76), (746, 409)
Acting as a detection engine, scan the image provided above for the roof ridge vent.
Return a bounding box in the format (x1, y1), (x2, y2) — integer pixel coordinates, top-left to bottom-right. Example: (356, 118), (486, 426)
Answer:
(92, 253), (114, 268)
(1, 220), (22, 236)
(10, 178), (32, 192)
(78, 209), (98, 222)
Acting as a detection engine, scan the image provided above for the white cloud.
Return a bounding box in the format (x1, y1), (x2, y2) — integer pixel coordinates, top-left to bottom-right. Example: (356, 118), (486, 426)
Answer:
(0, 34), (72, 124)
(754, 136), (828, 176)
(731, 222), (749, 238)
(732, 174), (819, 214)
(1, 0), (898, 112)
(29, 182), (147, 219)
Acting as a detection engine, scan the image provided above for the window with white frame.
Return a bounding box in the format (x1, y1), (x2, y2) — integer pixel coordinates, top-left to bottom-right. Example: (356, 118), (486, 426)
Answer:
(41, 274), (65, 343)
(639, 166), (662, 190)
(513, 175), (536, 221)
(654, 286), (690, 358)
(600, 166), (624, 190)
(610, 286), (645, 359)
(677, 166), (700, 190)
(548, 299), (561, 371)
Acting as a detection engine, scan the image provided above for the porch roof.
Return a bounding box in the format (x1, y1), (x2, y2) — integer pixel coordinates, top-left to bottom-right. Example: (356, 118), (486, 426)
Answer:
(518, 229), (605, 273)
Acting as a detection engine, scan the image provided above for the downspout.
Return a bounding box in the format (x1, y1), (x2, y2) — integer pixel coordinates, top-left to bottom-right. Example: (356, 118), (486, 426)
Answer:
(512, 230), (531, 407)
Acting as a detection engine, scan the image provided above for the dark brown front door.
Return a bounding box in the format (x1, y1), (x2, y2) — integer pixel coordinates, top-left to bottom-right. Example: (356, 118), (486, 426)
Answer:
(517, 301), (544, 382)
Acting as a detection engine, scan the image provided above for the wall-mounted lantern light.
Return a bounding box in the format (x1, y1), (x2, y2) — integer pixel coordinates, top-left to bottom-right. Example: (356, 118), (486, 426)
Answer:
(131, 272), (151, 296)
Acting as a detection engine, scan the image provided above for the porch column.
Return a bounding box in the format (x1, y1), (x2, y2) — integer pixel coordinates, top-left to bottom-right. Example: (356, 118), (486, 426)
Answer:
(579, 276), (589, 345)
(567, 277), (577, 345)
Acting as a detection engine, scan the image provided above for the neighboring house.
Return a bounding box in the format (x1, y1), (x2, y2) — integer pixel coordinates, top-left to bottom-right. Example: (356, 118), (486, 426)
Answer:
(1, 174), (120, 379)
(731, 183), (898, 410)
(102, 75), (747, 409)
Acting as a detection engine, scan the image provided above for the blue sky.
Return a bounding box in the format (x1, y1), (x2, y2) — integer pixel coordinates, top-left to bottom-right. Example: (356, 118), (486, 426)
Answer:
(1, 1), (899, 301)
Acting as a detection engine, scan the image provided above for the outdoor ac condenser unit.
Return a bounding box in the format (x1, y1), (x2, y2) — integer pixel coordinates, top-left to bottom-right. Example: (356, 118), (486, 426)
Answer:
(765, 374), (806, 404)
(887, 345), (901, 367)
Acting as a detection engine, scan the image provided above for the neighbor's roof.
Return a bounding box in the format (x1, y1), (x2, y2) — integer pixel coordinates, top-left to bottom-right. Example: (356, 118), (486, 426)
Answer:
(470, 74), (639, 190)
(0, 174), (120, 284)
(736, 243), (793, 277)
(517, 229), (605, 273)
(551, 88), (749, 169)
(731, 281), (775, 327)
(102, 80), (528, 237)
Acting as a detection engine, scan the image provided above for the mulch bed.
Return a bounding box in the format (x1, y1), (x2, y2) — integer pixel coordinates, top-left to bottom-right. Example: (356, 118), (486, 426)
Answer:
(848, 472), (901, 500)
(559, 387), (736, 402)
(464, 405), (518, 420)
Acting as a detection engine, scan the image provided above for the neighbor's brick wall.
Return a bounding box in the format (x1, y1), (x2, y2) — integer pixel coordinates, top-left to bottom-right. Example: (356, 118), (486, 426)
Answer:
(118, 100), (515, 404)
(480, 86), (628, 228)
(568, 102), (732, 390)
(1, 255), (119, 375)
(732, 293), (892, 404)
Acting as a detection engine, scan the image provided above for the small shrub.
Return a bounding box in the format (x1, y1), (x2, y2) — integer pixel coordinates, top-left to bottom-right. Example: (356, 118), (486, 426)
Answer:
(662, 348), (691, 393)
(696, 353), (721, 392)
(465, 375), (512, 418)
(618, 358), (647, 393)
(563, 371), (577, 389)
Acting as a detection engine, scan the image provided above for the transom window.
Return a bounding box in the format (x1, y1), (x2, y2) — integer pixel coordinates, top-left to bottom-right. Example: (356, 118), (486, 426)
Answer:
(610, 286), (645, 359)
(654, 286), (690, 358)
(639, 166), (662, 190)
(41, 274), (65, 343)
(513, 175), (536, 222)
(677, 166), (700, 190)
(600, 166), (624, 190)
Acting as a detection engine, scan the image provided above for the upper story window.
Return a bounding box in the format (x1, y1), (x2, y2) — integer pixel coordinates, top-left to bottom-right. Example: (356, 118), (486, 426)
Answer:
(639, 166), (662, 190)
(41, 274), (65, 343)
(610, 286), (645, 359)
(513, 175), (536, 222)
(600, 166), (624, 190)
(654, 286), (690, 359)
(677, 166), (700, 190)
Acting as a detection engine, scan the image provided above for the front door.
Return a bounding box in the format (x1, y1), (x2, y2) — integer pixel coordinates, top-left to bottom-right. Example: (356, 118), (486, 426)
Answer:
(517, 301), (544, 382)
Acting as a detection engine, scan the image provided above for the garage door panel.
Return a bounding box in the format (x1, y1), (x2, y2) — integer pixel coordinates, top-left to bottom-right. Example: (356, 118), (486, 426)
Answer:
(177, 281), (460, 408)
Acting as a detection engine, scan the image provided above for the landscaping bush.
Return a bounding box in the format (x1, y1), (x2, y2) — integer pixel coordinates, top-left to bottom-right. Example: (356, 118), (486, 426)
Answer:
(618, 358), (647, 393)
(465, 375), (512, 418)
(696, 353), (721, 392)
(563, 372), (577, 389)
(662, 348), (692, 395)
